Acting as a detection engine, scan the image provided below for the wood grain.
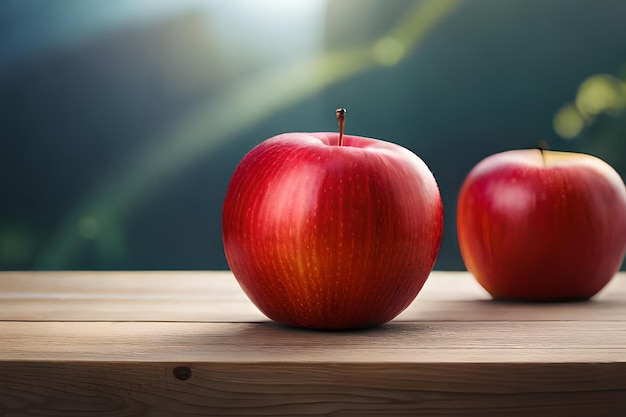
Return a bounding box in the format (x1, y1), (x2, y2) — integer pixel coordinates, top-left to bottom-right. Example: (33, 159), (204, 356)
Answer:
(1, 362), (624, 417)
(1, 271), (625, 322)
(0, 271), (625, 416)
(0, 321), (625, 363)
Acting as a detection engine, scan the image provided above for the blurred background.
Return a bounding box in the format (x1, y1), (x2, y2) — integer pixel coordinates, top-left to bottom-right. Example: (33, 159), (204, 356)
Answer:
(1, 0), (626, 271)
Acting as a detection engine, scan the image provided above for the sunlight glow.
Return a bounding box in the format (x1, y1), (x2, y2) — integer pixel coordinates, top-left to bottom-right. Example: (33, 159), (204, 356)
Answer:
(373, 37), (406, 66)
(553, 104), (584, 140)
(210, 0), (327, 63)
(575, 74), (625, 117)
(554, 73), (626, 140)
(239, 0), (323, 19)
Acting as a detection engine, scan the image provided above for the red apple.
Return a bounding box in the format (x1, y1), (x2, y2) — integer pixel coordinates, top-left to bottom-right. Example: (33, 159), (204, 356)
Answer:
(457, 149), (626, 301)
(222, 110), (443, 329)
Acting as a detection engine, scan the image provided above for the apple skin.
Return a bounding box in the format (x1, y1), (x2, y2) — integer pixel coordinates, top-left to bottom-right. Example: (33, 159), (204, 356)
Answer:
(222, 132), (443, 329)
(457, 149), (626, 301)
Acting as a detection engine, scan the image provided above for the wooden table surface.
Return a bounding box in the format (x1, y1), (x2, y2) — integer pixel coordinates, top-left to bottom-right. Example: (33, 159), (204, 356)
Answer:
(0, 271), (625, 416)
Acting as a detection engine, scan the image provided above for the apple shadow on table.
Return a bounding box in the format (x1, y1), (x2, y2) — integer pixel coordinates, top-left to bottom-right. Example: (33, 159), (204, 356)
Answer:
(183, 320), (434, 356)
(231, 319), (430, 335)
(488, 296), (591, 303)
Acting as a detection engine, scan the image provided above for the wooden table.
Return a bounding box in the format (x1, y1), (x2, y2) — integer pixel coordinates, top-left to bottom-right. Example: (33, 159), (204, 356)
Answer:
(0, 271), (625, 416)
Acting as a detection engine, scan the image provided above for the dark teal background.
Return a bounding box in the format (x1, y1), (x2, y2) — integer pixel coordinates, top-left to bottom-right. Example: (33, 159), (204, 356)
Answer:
(1, 0), (625, 271)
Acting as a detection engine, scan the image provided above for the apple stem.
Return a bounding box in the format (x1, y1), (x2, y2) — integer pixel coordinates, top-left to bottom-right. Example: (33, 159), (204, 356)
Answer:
(336, 108), (346, 146)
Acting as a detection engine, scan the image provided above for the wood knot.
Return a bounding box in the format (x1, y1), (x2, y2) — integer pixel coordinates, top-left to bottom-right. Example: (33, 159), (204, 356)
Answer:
(173, 366), (192, 381)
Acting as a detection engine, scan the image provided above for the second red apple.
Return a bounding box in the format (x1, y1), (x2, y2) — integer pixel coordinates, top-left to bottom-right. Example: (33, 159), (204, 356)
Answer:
(457, 149), (626, 301)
